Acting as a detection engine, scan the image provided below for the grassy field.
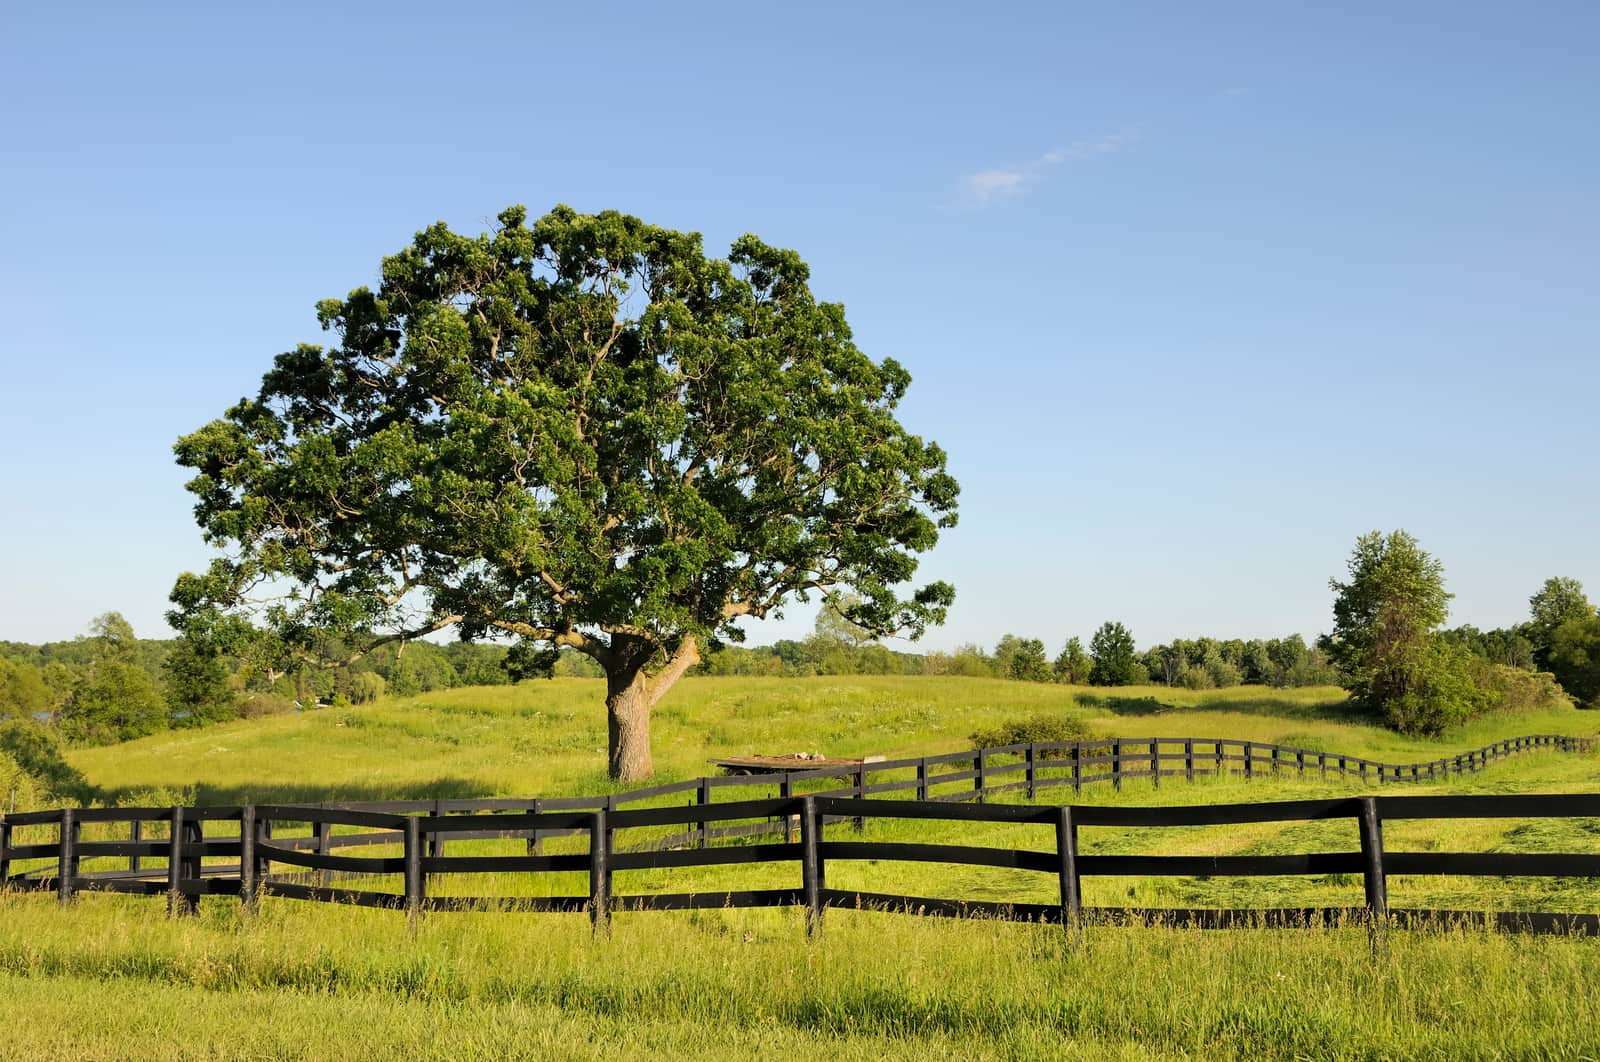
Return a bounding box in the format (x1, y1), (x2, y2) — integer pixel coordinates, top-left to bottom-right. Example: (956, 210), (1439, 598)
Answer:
(8, 677), (1599, 1058)
(65, 675), (1598, 804)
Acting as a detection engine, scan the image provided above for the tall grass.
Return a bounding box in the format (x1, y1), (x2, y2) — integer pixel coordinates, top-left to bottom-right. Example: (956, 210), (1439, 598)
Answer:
(2, 890), (1598, 1059)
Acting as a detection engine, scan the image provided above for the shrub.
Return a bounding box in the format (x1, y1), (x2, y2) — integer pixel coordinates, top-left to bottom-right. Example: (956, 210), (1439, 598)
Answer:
(969, 714), (1092, 750)
(1472, 663), (1567, 714)
(240, 692), (298, 719)
(113, 782), (198, 808)
(1379, 641), (1489, 736)
(1206, 658), (1243, 688)
(0, 720), (93, 802)
(1374, 641), (1568, 736)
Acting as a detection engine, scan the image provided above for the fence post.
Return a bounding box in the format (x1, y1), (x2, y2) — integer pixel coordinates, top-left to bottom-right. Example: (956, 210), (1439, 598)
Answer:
(780, 775), (797, 842)
(1297, 750), (1305, 776)
(57, 808), (78, 906)
(1243, 742), (1253, 781)
(1025, 744), (1037, 801)
(589, 808), (610, 933)
(916, 759), (929, 801)
(800, 795), (824, 939)
(1071, 744), (1082, 793)
(1215, 740), (1225, 775)
(527, 798), (543, 855)
(1112, 740), (1122, 792)
(239, 806), (257, 911)
(1270, 745), (1280, 775)
(257, 816), (272, 891)
(698, 778), (712, 848)
(1055, 805), (1081, 935)
(1357, 796), (1387, 926)
(975, 749), (987, 803)
(167, 807), (187, 918)
(181, 815), (203, 912)
(316, 820), (333, 887)
(1150, 740), (1160, 788)
(1184, 739), (1194, 782)
(0, 818), (11, 885)
(403, 814), (424, 930)
(852, 768), (866, 831)
(1320, 753), (1327, 779)
(130, 818), (142, 874)
(427, 800), (445, 866)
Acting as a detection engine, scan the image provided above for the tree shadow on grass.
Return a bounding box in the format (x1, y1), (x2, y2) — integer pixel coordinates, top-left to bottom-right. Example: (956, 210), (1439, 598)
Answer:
(1076, 690), (1369, 724)
(99, 776), (498, 808)
(1073, 695), (1172, 717)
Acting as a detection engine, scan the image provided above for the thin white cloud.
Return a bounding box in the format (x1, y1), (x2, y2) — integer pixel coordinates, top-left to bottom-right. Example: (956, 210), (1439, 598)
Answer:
(966, 169), (1027, 200)
(962, 129), (1139, 206)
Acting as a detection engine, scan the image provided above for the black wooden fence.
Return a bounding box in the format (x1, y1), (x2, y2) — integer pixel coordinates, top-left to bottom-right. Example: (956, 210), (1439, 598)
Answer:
(2, 733), (1595, 934)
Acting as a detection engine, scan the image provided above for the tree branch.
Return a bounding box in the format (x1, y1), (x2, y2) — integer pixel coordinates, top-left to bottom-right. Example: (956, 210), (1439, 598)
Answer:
(645, 634), (700, 708)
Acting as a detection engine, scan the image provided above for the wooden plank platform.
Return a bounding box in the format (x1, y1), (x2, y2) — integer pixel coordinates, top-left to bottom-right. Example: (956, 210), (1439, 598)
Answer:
(710, 754), (885, 775)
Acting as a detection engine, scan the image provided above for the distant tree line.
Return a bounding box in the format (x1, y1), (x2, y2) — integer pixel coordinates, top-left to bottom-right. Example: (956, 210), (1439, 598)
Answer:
(0, 613), (535, 750)
(5, 553), (1595, 752)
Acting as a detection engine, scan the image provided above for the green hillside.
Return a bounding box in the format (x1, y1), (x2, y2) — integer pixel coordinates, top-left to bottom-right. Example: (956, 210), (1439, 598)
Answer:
(67, 676), (1595, 805)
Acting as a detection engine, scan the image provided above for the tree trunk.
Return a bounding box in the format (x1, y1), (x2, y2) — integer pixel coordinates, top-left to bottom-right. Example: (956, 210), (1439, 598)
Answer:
(602, 633), (700, 782)
(606, 668), (654, 782)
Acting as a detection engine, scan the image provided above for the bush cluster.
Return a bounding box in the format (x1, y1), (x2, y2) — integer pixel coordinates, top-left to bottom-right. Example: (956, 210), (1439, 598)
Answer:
(968, 714), (1092, 749)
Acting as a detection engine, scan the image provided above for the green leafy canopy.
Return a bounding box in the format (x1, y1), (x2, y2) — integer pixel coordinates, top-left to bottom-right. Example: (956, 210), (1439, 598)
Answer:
(172, 205), (958, 684)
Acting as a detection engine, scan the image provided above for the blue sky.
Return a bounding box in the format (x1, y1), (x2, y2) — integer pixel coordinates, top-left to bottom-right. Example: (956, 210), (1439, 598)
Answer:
(2, 1), (1596, 652)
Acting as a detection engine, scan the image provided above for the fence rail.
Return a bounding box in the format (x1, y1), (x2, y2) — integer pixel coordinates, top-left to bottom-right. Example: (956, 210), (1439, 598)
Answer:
(2, 733), (1594, 934)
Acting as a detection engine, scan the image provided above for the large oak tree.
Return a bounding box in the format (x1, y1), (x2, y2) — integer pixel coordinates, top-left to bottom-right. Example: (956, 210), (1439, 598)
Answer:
(172, 205), (958, 779)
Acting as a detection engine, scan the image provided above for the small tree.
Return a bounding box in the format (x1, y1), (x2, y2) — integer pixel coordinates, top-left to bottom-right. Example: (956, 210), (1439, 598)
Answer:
(164, 632), (240, 727)
(994, 634), (1051, 682)
(1547, 617), (1600, 708)
(60, 660), (167, 745)
(1089, 622), (1142, 686)
(171, 205), (958, 780)
(0, 657), (54, 721)
(812, 593), (878, 649)
(1053, 637), (1092, 685)
(1528, 577), (1596, 665)
(87, 612), (137, 661)
(1325, 530), (1452, 722)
